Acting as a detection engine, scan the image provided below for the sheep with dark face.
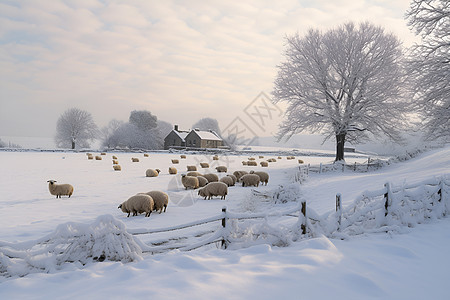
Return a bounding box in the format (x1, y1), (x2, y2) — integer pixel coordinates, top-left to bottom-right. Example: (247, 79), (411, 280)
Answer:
(198, 182), (228, 200)
(47, 180), (74, 198)
(118, 194), (154, 217)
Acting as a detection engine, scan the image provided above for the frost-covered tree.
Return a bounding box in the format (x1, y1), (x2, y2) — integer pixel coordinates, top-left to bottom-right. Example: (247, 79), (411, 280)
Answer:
(156, 120), (173, 140)
(101, 119), (124, 148)
(102, 111), (164, 150)
(192, 118), (221, 136)
(272, 22), (410, 161)
(55, 108), (99, 149)
(406, 0), (450, 142)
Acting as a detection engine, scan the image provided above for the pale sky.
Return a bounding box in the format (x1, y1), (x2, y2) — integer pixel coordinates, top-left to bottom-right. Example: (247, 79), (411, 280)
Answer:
(0, 0), (417, 138)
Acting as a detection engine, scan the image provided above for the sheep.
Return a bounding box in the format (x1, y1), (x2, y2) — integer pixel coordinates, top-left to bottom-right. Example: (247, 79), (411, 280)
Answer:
(144, 153), (149, 157)
(95, 156), (102, 160)
(146, 168), (161, 177)
(226, 174), (237, 185)
(267, 158), (277, 163)
(278, 156), (282, 159)
(180, 155), (187, 159)
(101, 152), (106, 155)
(215, 166), (228, 173)
(247, 161), (257, 166)
(87, 154), (94, 160)
(260, 161), (269, 167)
(200, 162), (209, 168)
(203, 173), (219, 183)
(242, 161), (248, 166)
(181, 175), (199, 189)
(113, 165), (122, 171)
(112, 159), (119, 165)
(259, 156), (264, 159)
(187, 171), (203, 177)
(86, 153), (92, 156)
(198, 182), (228, 200)
(118, 194), (154, 217)
(197, 176), (208, 187)
(249, 171), (269, 186)
(172, 159), (179, 164)
(219, 176), (234, 187)
(239, 174), (260, 187)
(248, 157), (256, 161)
(212, 155), (219, 160)
(233, 170), (248, 181)
(47, 180), (74, 198)
(169, 167), (177, 174)
(187, 165), (197, 171)
(112, 155), (118, 160)
(143, 191), (169, 213)
(298, 159), (304, 164)
(132, 157), (139, 162)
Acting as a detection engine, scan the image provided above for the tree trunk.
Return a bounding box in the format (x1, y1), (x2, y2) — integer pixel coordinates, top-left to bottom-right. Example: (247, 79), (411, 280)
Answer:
(335, 133), (346, 161)
(71, 140), (75, 149)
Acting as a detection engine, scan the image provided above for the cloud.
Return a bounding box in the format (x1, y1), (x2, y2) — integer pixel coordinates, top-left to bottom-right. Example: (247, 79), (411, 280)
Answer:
(0, 0), (418, 138)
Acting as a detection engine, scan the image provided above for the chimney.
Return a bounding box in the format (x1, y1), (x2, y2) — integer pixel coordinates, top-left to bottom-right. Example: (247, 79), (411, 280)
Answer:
(194, 128), (200, 131)
(174, 125), (179, 132)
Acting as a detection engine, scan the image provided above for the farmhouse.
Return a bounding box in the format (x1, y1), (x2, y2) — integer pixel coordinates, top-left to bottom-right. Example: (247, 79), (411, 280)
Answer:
(164, 125), (224, 150)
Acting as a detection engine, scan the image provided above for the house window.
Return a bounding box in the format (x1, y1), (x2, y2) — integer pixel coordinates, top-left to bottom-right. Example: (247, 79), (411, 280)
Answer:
(193, 140), (196, 146)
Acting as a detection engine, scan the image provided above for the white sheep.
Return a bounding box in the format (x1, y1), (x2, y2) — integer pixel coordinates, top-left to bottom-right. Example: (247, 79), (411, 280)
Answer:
(112, 159), (119, 164)
(146, 169), (161, 177)
(250, 171), (269, 186)
(242, 161), (248, 166)
(181, 175), (199, 189)
(118, 194), (154, 217)
(169, 167), (177, 174)
(226, 174), (237, 185)
(172, 159), (179, 164)
(200, 162), (209, 168)
(198, 182), (228, 200)
(219, 176), (234, 187)
(144, 153), (149, 157)
(187, 165), (197, 171)
(215, 166), (228, 173)
(112, 155), (118, 160)
(113, 165), (122, 171)
(260, 161), (269, 167)
(47, 180), (74, 198)
(212, 155), (219, 160)
(132, 157), (139, 162)
(197, 176), (208, 187)
(144, 191), (169, 213)
(203, 173), (219, 183)
(298, 159), (304, 164)
(247, 161), (257, 166)
(239, 174), (260, 187)
(180, 155), (187, 159)
(95, 156), (102, 160)
(233, 170), (248, 181)
(87, 154), (94, 160)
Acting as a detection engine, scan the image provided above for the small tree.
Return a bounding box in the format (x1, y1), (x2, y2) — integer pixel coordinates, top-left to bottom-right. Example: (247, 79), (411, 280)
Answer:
(192, 118), (221, 136)
(406, 0), (450, 142)
(55, 108), (99, 149)
(272, 22), (410, 161)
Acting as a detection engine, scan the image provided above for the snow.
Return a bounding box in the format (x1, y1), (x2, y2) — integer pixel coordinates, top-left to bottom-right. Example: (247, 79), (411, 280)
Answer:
(0, 146), (449, 299)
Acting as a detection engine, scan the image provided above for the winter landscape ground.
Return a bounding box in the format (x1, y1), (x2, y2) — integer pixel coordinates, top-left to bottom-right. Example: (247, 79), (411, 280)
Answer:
(0, 145), (449, 299)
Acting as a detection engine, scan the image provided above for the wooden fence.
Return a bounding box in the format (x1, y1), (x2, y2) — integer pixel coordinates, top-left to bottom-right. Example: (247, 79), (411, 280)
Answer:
(129, 174), (449, 253)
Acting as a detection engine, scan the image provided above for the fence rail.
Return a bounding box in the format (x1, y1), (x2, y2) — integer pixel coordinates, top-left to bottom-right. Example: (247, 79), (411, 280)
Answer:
(129, 174), (449, 254)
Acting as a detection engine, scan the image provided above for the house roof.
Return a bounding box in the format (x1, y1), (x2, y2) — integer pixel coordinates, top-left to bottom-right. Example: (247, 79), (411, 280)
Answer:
(190, 130), (222, 141)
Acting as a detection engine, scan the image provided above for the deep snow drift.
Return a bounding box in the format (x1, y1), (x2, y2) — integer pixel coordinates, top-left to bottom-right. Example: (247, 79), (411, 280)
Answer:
(0, 146), (449, 299)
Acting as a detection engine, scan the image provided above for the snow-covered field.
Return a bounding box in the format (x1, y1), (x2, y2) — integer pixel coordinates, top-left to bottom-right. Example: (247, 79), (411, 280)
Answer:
(0, 146), (449, 299)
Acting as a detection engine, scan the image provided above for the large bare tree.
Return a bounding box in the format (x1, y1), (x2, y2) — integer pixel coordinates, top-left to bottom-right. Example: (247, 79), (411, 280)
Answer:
(406, 0), (450, 142)
(55, 108), (99, 149)
(272, 22), (410, 161)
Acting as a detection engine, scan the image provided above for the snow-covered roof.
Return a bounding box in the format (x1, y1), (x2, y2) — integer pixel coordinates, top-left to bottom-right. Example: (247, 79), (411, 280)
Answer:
(192, 130), (222, 141)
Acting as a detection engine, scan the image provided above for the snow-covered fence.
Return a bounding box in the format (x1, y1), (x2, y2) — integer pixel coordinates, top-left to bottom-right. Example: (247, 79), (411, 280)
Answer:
(302, 176), (450, 239)
(306, 159), (384, 174)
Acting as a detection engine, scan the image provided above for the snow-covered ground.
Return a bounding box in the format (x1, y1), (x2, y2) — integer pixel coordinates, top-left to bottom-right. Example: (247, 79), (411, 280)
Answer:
(0, 146), (449, 299)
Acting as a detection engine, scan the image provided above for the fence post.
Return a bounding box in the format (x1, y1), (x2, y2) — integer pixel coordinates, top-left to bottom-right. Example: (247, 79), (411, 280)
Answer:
(354, 162), (357, 171)
(438, 180), (443, 203)
(301, 201), (307, 235)
(221, 206), (227, 249)
(336, 193), (342, 229)
(319, 163), (322, 174)
(384, 183), (391, 217)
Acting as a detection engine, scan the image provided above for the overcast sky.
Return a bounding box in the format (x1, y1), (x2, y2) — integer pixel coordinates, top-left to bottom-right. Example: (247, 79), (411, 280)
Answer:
(0, 0), (417, 138)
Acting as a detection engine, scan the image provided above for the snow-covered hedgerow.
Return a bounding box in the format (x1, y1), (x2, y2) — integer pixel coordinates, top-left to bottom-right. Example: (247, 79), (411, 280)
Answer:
(0, 215), (142, 279)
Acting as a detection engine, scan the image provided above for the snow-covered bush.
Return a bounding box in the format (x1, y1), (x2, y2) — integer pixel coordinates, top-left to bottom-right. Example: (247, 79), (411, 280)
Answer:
(0, 215), (142, 279)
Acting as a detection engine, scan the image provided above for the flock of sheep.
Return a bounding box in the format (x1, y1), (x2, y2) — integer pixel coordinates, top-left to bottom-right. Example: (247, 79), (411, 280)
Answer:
(47, 152), (303, 218)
